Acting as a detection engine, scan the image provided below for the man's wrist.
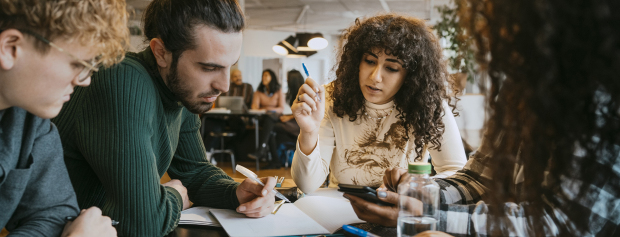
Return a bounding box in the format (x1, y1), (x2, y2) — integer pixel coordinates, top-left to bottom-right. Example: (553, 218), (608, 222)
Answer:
(232, 182), (242, 208)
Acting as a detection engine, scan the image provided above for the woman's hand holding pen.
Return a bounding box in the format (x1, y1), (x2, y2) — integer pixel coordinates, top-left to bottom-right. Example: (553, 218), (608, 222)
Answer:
(292, 77), (325, 155)
(61, 207), (117, 237)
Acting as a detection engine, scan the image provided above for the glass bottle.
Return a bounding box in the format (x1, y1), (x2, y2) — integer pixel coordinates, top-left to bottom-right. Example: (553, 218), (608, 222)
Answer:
(397, 163), (440, 237)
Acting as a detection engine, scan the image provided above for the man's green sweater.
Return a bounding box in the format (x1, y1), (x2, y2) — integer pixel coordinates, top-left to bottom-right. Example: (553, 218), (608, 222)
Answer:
(52, 47), (240, 237)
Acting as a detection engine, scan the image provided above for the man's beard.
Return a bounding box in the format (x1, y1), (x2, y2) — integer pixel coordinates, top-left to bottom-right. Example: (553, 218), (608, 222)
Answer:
(167, 60), (220, 114)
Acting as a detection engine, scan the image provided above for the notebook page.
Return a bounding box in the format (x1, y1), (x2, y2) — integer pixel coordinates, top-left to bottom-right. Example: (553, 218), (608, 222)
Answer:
(293, 196), (365, 233)
(209, 204), (330, 237)
(179, 207), (221, 227)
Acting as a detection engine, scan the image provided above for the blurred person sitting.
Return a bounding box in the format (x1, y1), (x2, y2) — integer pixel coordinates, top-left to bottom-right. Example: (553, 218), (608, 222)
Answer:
(248, 69), (285, 161)
(262, 69), (305, 169)
(221, 69), (253, 108)
(203, 69), (252, 152)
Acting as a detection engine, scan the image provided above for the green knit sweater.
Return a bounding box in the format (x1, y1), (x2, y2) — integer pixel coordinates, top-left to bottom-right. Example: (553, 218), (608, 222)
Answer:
(52, 47), (240, 237)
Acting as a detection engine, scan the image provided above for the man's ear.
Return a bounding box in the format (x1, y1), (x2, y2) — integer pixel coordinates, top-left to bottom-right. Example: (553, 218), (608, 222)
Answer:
(149, 38), (171, 68)
(0, 29), (24, 70)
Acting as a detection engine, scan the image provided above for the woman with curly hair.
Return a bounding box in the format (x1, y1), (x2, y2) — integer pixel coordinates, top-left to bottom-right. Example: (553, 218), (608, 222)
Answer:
(291, 14), (467, 193)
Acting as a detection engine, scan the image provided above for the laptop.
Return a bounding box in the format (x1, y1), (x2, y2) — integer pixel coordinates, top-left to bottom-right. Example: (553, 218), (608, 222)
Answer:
(217, 96), (247, 114)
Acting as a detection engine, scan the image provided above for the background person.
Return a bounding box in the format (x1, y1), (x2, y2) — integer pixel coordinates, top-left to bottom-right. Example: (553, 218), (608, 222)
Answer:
(263, 69), (305, 169)
(222, 69), (253, 107)
(249, 69), (286, 161)
(203, 69), (252, 153)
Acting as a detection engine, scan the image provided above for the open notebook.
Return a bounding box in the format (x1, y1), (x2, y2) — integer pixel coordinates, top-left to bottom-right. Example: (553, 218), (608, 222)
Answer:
(179, 207), (221, 227)
(208, 191), (364, 237)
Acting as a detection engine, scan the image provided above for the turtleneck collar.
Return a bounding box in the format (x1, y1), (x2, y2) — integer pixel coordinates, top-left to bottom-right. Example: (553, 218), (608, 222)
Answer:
(364, 99), (395, 110)
(128, 47), (182, 109)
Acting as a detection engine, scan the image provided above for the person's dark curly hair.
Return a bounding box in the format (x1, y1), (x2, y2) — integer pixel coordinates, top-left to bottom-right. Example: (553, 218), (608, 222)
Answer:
(257, 69), (281, 95)
(462, 0), (620, 235)
(330, 14), (457, 161)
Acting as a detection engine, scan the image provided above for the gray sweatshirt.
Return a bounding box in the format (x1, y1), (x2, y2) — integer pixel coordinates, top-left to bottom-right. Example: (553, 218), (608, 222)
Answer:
(0, 107), (79, 236)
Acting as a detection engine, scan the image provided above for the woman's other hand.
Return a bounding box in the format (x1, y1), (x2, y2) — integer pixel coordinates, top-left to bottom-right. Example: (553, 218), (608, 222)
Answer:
(344, 188), (400, 227)
(383, 167), (409, 192)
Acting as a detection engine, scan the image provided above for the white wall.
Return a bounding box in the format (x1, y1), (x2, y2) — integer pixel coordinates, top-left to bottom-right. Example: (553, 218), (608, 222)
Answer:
(453, 94), (486, 148)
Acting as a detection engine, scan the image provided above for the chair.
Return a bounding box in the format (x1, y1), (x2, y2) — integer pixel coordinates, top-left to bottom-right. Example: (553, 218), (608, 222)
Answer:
(209, 131), (236, 173)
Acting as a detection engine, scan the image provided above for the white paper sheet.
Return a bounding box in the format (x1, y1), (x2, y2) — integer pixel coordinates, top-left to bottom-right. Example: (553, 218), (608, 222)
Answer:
(293, 196), (365, 233)
(179, 207), (221, 227)
(209, 205), (330, 237)
(305, 187), (347, 199)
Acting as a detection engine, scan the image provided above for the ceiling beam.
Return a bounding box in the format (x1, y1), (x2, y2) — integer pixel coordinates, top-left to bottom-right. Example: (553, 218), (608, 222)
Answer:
(378, 0), (390, 12)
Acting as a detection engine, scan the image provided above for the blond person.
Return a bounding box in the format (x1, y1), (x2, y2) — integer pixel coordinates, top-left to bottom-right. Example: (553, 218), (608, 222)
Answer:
(0, 0), (128, 236)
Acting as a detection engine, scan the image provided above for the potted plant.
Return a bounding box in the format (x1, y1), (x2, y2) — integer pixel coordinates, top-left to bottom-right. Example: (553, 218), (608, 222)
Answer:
(434, 0), (476, 91)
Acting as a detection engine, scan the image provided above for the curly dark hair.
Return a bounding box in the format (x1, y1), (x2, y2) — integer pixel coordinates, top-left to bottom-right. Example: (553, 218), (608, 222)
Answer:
(330, 14), (457, 161)
(462, 0), (620, 235)
(257, 69), (281, 95)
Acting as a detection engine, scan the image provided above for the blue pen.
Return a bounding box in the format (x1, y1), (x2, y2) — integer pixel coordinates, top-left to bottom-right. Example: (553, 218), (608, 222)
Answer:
(302, 63), (321, 102)
(342, 225), (381, 237)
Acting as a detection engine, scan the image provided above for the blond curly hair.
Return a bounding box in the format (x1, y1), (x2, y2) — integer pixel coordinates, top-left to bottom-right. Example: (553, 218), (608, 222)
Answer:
(0, 0), (129, 67)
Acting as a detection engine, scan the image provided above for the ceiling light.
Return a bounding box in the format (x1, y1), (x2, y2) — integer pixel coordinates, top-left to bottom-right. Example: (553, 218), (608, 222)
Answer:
(296, 33), (314, 51)
(308, 37), (328, 50)
(272, 44), (288, 55)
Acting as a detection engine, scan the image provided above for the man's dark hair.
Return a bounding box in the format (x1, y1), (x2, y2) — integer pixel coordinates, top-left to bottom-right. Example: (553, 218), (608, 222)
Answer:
(257, 69), (281, 95)
(143, 0), (244, 59)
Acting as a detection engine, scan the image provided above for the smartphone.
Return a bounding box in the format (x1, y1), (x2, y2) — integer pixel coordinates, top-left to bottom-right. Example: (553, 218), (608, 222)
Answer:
(338, 184), (394, 206)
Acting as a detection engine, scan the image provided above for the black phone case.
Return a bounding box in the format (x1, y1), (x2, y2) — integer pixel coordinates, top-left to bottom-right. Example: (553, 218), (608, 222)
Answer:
(338, 184), (394, 206)
(338, 183), (378, 193)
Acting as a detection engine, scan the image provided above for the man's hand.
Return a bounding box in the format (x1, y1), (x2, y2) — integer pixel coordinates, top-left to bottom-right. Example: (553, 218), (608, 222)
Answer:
(162, 179), (190, 210)
(61, 207), (117, 237)
(236, 177), (277, 218)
